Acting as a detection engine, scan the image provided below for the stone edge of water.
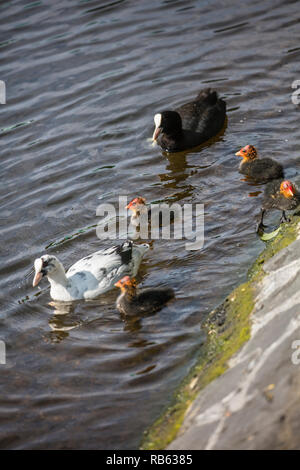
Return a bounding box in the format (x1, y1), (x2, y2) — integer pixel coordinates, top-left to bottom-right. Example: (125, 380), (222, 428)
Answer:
(140, 215), (300, 450)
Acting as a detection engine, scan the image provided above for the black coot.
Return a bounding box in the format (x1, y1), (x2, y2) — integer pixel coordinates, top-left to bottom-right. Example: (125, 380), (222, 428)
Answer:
(152, 88), (226, 152)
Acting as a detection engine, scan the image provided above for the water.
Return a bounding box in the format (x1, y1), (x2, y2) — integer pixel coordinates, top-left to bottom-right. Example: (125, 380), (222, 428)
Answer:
(1, 0), (300, 449)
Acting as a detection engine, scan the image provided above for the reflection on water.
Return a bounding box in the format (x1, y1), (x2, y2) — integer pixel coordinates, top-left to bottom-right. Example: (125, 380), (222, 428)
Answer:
(47, 302), (85, 342)
(158, 129), (227, 198)
(1, 0), (300, 450)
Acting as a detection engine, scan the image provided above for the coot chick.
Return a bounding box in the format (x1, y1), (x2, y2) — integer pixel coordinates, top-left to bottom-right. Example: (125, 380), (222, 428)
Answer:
(257, 180), (300, 232)
(126, 197), (174, 228)
(152, 88), (226, 152)
(127, 197), (150, 226)
(115, 276), (175, 315)
(236, 145), (284, 182)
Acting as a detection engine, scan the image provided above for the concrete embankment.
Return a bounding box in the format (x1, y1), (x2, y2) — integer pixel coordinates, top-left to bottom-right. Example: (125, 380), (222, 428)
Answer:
(141, 216), (300, 450)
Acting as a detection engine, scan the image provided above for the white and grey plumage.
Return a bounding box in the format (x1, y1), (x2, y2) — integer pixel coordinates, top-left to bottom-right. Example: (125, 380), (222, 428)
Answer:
(32, 241), (149, 302)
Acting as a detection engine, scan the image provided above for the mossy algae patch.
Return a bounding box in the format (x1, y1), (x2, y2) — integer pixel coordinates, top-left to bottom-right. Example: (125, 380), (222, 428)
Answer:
(248, 214), (300, 280)
(140, 215), (300, 450)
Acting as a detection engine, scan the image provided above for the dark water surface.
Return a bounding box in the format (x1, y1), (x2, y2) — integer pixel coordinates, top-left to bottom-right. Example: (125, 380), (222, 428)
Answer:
(1, 0), (300, 449)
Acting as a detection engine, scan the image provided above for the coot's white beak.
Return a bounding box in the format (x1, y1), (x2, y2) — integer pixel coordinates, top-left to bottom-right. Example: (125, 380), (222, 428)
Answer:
(33, 258), (43, 287)
(152, 113), (162, 141)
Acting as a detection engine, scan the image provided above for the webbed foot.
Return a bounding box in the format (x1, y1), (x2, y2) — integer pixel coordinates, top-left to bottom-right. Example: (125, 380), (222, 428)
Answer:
(256, 222), (267, 234)
(280, 212), (290, 224)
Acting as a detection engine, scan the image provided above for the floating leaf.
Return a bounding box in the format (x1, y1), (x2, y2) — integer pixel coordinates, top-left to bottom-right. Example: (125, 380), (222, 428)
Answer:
(259, 226), (282, 242)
